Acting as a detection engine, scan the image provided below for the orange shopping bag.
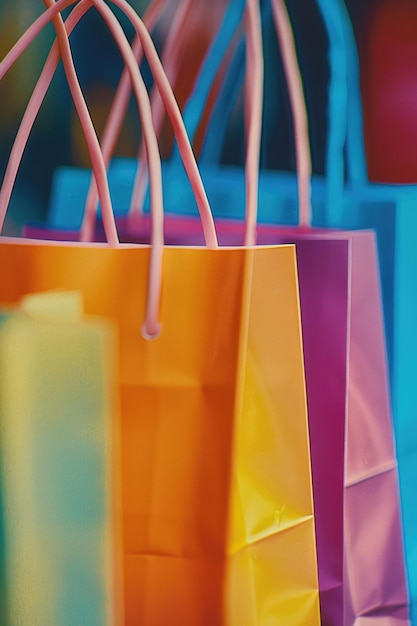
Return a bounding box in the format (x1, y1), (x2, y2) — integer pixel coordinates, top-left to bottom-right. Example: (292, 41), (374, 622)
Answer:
(0, 1), (320, 623)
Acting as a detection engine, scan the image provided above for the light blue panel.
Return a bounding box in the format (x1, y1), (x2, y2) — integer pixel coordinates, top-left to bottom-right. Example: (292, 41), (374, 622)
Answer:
(0, 307), (113, 626)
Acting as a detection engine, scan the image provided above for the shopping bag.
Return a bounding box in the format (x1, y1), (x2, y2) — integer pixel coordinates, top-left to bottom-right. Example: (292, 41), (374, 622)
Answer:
(30, 1), (411, 622)
(0, 291), (120, 626)
(0, 240), (321, 626)
(0, 2), (320, 623)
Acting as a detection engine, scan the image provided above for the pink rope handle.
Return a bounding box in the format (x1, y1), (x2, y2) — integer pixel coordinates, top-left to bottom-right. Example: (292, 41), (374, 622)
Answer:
(103, 0), (217, 249)
(0, 0), (77, 78)
(244, 0), (263, 246)
(0, 0), (119, 246)
(82, 0), (168, 234)
(0, 0), (165, 244)
(0, 0), (217, 250)
(129, 0), (195, 216)
(90, 0), (165, 338)
(0, 1), (89, 236)
(271, 0), (312, 227)
(44, 0), (121, 246)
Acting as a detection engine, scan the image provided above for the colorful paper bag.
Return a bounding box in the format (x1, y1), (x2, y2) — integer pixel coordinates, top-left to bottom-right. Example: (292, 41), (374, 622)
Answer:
(0, 240), (321, 625)
(21, 1), (411, 622)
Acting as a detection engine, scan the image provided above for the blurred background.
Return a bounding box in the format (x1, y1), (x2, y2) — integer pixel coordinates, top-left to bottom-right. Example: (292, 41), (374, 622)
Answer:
(0, 0), (413, 231)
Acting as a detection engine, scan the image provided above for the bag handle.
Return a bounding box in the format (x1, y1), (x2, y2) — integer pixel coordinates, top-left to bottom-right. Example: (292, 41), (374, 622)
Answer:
(127, 0), (262, 245)
(211, 0), (310, 237)
(174, 0), (245, 163)
(177, 0), (365, 210)
(198, 35), (246, 165)
(129, 0), (195, 215)
(83, 0), (170, 231)
(44, 0), (168, 308)
(0, 0), (119, 246)
(243, 0), (311, 237)
(201, 0), (366, 222)
(315, 0), (367, 220)
(0, 0), (216, 244)
(83, 0), (219, 254)
(164, 0), (309, 234)
(81, 0), (193, 223)
(197, 0), (273, 166)
(244, 0), (263, 245)
(271, 0), (311, 228)
(0, 0), (218, 338)
(96, 0), (242, 218)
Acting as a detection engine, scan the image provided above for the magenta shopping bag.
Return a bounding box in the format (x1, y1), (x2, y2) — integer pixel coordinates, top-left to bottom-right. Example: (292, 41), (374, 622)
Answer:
(287, 228), (408, 624)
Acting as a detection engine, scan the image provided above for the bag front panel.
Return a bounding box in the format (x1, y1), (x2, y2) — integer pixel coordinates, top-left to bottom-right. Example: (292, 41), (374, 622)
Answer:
(0, 240), (318, 623)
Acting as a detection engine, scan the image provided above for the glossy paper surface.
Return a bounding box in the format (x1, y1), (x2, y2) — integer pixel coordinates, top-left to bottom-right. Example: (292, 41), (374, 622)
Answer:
(0, 239), (320, 625)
